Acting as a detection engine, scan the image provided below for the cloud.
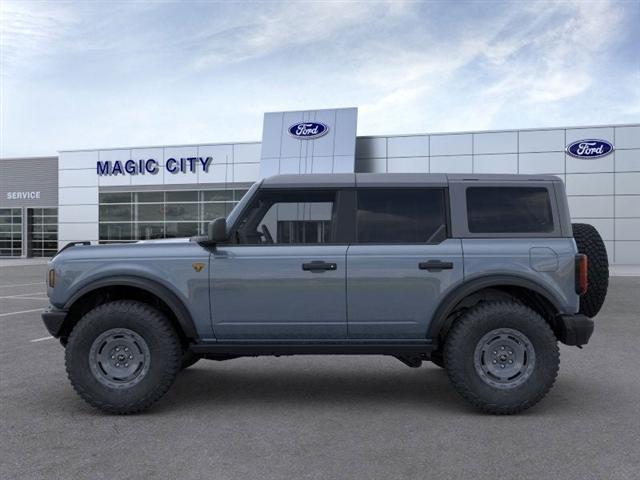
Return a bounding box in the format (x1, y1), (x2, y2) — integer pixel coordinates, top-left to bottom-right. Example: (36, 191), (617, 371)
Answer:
(357, 0), (635, 133)
(188, 1), (409, 70)
(0, 1), (77, 72)
(0, 0), (637, 157)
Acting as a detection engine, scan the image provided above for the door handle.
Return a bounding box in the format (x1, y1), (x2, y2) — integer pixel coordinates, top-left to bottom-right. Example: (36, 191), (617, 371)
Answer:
(302, 261), (337, 272)
(419, 260), (454, 272)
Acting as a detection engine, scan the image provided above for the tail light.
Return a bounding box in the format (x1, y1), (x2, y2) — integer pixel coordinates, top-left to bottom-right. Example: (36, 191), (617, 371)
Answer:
(575, 254), (588, 295)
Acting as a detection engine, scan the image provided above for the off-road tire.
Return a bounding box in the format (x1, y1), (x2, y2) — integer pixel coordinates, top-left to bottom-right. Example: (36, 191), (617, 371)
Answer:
(180, 350), (201, 370)
(572, 222), (609, 317)
(444, 301), (559, 414)
(65, 300), (181, 414)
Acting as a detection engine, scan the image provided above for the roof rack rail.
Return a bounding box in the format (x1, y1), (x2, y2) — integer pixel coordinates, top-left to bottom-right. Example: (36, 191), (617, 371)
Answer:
(55, 241), (91, 257)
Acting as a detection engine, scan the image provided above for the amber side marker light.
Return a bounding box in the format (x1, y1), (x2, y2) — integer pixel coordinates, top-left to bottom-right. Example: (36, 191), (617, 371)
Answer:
(48, 269), (55, 288)
(575, 254), (588, 295)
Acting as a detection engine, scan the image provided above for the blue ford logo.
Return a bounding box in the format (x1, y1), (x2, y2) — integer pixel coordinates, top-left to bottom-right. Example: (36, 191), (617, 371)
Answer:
(566, 139), (614, 159)
(288, 122), (329, 139)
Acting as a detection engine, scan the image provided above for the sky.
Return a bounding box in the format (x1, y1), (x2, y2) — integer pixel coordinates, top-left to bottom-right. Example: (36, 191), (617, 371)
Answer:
(1, 0), (639, 158)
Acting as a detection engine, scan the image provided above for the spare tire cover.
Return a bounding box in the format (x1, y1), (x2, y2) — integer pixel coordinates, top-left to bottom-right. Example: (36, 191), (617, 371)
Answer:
(572, 223), (609, 317)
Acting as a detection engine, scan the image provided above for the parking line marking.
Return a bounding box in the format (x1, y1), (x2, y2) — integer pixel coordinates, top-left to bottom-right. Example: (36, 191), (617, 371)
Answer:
(0, 295), (48, 300)
(30, 336), (54, 343)
(0, 282), (45, 288)
(0, 308), (45, 317)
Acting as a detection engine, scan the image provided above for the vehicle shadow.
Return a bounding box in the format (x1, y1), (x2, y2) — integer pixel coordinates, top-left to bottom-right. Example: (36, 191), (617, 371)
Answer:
(153, 357), (591, 416)
(156, 359), (473, 414)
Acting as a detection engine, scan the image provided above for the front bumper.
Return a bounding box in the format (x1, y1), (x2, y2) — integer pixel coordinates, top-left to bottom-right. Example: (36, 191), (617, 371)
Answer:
(556, 314), (594, 346)
(41, 306), (68, 338)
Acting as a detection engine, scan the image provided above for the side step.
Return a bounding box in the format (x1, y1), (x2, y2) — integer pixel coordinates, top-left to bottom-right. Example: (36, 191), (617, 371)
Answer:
(190, 341), (436, 357)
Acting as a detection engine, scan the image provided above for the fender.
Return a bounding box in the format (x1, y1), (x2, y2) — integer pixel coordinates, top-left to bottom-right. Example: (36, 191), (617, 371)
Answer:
(427, 274), (564, 340)
(64, 275), (198, 339)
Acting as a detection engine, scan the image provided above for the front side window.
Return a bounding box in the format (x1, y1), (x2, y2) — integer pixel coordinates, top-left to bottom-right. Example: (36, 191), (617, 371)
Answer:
(235, 190), (336, 245)
(466, 187), (554, 233)
(356, 189), (447, 243)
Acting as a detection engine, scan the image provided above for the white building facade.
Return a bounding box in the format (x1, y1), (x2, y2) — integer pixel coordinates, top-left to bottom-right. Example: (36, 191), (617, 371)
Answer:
(2, 108), (638, 266)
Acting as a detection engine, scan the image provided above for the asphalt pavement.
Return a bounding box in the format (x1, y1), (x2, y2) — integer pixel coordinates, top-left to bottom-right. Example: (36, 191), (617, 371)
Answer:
(1, 261), (639, 480)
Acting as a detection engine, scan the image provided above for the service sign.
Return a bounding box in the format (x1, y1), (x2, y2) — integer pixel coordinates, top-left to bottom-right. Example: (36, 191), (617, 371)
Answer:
(288, 122), (329, 139)
(6, 191), (41, 200)
(566, 139), (614, 159)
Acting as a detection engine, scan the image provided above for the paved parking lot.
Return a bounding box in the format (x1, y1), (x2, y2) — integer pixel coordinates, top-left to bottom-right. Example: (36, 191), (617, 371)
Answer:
(1, 261), (639, 480)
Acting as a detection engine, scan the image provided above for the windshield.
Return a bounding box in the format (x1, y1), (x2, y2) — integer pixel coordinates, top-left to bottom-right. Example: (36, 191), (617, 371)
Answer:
(225, 180), (262, 230)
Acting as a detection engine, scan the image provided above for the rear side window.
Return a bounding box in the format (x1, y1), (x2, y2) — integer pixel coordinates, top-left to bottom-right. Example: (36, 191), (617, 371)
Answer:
(356, 189), (447, 243)
(466, 187), (554, 233)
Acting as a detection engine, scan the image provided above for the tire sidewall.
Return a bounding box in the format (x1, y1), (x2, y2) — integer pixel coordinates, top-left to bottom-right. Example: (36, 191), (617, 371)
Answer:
(66, 301), (180, 411)
(445, 303), (559, 411)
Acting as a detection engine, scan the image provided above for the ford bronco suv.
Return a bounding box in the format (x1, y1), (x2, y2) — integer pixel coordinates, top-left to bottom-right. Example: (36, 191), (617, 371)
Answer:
(42, 173), (609, 414)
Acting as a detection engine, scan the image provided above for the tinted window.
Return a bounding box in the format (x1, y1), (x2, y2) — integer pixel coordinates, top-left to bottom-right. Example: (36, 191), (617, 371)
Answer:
(236, 190), (336, 245)
(356, 189), (447, 243)
(466, 187), (554, 233)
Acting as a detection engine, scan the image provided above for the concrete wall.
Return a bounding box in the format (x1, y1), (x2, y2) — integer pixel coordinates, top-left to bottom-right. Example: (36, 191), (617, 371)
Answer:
(0, 157), (58, 208)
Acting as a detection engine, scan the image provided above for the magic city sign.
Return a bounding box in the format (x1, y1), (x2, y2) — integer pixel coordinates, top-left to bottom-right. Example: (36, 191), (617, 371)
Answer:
(96, 157), (213, 176)
(566, 139), (614, 159)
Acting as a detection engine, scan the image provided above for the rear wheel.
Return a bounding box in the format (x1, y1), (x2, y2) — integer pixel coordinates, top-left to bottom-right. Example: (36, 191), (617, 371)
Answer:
(444, 301), (559, 414)
(572, 222), (609, 317)
(65, 300), (181, 414)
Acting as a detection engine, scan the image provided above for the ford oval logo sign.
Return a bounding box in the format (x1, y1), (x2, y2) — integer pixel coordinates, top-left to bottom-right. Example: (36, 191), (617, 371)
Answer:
(566, 139), (614, 159)
(288, 122), (329, 139)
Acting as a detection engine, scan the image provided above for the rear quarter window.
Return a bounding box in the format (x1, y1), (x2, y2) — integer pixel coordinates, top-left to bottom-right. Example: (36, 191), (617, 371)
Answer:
(466, 187), (554, 233)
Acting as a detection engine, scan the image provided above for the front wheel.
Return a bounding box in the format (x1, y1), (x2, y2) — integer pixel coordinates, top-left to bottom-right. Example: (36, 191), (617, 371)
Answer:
(65, 300), (182, 414)
(444, 301), (559, 414)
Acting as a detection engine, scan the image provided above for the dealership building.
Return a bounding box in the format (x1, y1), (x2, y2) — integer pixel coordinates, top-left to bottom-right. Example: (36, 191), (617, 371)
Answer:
(1, 108), (638, 267)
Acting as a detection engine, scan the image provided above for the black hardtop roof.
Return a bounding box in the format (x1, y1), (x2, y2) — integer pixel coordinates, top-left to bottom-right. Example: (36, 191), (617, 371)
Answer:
(261, 173), (560, 189)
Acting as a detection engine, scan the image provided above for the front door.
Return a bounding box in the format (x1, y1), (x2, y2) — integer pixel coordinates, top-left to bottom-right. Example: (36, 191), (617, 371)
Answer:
(210, 188), (348, 340)
(347, 188), (464, 339)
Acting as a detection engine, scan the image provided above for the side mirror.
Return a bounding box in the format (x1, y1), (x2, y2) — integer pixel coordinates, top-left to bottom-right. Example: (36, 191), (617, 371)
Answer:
(208, 217), (228, 243)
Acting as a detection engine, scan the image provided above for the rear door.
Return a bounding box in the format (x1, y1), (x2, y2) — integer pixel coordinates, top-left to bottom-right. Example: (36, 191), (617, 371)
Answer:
(346, 188), (464, 339)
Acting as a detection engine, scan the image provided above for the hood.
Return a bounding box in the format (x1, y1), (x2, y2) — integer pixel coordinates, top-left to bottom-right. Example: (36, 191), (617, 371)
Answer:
(51, 237), (196, 264)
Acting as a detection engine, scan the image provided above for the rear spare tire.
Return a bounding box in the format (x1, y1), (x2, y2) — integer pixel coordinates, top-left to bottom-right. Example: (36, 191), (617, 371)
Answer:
(572, 223), (609, 317)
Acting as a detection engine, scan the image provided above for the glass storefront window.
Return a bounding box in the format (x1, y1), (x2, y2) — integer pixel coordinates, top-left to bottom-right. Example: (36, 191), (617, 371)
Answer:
(136, 192), (164, 203)
(98, 188), (243, 243)
(137, 204), (165, 222)
(27, 208), (57, 257)
(166, 191), (198, 202)
(165, 204), (198, 221)
(137, 222), (165, 240)
(99, 223), (133, 241)
(165, 222), (199, 238)
(203, 203), (227, 221)
(99, 204), (132, 222)
(100, 192), (132, 203)
(203, 190), (234, 201)
(0, 208), (23, 257)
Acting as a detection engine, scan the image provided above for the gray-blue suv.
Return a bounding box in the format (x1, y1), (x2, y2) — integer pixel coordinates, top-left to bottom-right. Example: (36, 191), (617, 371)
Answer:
(42, 173), (609, 414)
